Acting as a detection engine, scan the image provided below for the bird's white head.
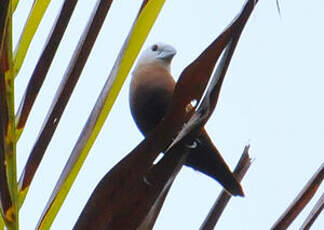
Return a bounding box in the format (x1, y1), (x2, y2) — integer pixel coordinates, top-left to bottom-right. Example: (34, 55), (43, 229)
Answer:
(136, 42), (177, 71)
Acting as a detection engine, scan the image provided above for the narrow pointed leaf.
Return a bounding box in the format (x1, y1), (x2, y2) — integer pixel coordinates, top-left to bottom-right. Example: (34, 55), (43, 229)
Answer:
(74, 137), (190, 229)
(271, 163), (324, 230)
(17, 0), (79, 206)
(15, 0), (78, 140)
(167, 0), (257, 151)
(170, 0), (256, 189)
(0, 0), (10, 55)
(36, 0), (167, 228)
(299, 192), (324, 230)
(200, 145), (252, 230)
(137, 183), (172, 230)
(0, 0), (10, 135)
(12, 0), (19, 12)
(13, 0), (51, 76)
(74, 1), (257, 228)
(19, 0), (114, 213)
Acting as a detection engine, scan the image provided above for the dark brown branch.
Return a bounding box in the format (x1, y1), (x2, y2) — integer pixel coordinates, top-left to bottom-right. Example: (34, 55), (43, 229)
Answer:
(299, 192), (324, 230)
(200, 145), (252, 230)
(271, 163), (324, 230)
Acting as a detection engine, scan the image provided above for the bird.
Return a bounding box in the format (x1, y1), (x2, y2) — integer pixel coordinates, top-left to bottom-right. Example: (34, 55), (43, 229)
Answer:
(129, 42), (244, 196)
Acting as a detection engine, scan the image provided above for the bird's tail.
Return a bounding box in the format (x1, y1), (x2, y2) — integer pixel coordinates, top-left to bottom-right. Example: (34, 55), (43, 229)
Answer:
(185, 130), (244, 196)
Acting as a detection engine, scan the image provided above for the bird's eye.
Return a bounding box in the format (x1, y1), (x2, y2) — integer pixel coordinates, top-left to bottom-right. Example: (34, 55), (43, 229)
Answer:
(151, 44), (158, 51)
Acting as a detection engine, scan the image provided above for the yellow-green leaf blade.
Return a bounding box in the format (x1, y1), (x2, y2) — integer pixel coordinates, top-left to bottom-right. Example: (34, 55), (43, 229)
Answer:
(12, 0), (19, 12)
(37, 0), (166, 229)
(0, 217), (4, 229)
(13, 0), (51, 76)
(17, 0), (79, 207)
(19, 0), (115, 216)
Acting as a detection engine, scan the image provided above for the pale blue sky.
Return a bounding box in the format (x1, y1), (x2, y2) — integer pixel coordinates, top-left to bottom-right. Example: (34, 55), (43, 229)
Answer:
(13, 0), (324, 229)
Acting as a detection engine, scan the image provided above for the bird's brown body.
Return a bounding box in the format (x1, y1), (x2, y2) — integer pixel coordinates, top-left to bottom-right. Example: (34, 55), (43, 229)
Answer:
(130, 64), (174, 135)
(129, 43), (243, 196)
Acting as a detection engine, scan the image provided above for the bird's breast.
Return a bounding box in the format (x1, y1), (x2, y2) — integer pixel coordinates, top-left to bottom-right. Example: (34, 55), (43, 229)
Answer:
(130, 64), (175, 136)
